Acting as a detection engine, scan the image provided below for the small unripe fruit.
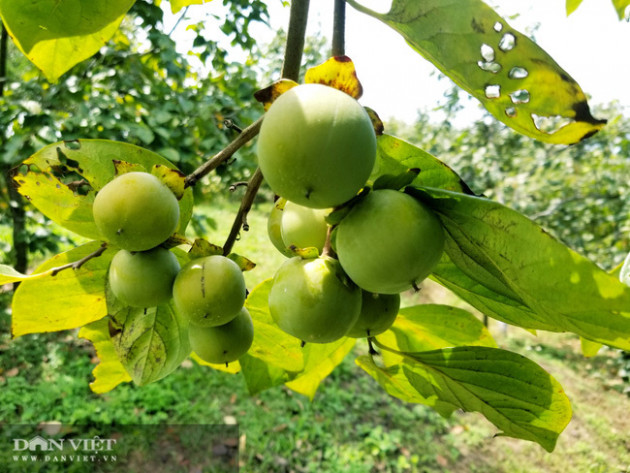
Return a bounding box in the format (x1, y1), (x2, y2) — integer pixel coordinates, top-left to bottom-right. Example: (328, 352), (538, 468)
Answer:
(93, 172), (180, 251)
(269, 256), (361, 343)
(346, 292), (400, 338)
(336, 189), (445, 294)
(257, 84), (376, 208)
(173, 255), (247, 327)
(108, 248), (180, 308)
(189, 307), (254, 364)
(267, 198), (294, 257)
(280, 201), (329, 252)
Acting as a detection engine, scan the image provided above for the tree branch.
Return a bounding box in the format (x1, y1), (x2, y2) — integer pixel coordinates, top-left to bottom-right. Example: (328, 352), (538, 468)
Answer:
(184, 116), (263, 188)
(50, 243), (108, 276)
(221, 0), (311, 255)
(332, 0), (346, 56)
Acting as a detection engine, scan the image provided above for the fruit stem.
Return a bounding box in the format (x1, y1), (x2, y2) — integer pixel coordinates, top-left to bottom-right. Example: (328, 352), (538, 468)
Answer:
(332, 0), (346, 56)
(50, 242), (108, 276)
(321, 225), (337, 258)
(184, 117), (263, 188)
(367, 336), (379, 357)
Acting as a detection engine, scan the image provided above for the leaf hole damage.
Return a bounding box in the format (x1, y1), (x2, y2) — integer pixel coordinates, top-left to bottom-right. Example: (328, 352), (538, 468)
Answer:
(484, 84), (501, 99)
(499, 33), (516, 52)
(505, 107), (517, 118)
(493, 22), (503, 32)
(531, 114), (573, 134)
(480, 43), (495, 62)
(508, 66), (528, 80)
(510, 89), (530, 104)
(477, 61), (501, 73)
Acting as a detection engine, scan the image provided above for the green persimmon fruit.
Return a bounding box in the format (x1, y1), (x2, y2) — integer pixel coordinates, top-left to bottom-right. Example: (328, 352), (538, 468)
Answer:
(108, 247), (181, 308)
(281, 201), (330, 252)
(172, 255), (247, 327)
(257, 83), (376, 209)
(269, 256), (361, 343)
(336, 189), (445, 294)
(93, 172), (180, 251)
(267, 198), (294, 257)
(346, 292), (400, 338)
(189, 307), (254, 364)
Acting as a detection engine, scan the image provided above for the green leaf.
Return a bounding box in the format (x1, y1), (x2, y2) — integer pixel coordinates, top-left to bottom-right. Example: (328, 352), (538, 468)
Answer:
(169, 0), (213, 14)
(347, 0), (606, 144)
(378, 304), (497, 356)
(356, 356), (457, 417)
(110, 302), (191, 386)
(390, 347), (572, 452)
(12, 241), (114, 337)
(78, 318), (132, 393)
(372, 168), (420, 191)
(410, 187), (630, 350)
(12, 140), (193, 240)
(285, 338), (356, 400)
(579, 337), (602, 357)
(371, 134), (474, 194)
(566, 0), (584, 15)
(0, 0), (135, 82)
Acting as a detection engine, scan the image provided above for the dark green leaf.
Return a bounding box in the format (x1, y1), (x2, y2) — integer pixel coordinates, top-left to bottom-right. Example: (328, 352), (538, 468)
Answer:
(410, 187), (630, 350)
(372, 168), (420, 191)
(347, 0), (606, 144)
(110, 302), (191, 386)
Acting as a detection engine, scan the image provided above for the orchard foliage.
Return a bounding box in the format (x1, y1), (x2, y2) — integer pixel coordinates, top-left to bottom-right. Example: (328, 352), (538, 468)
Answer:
(1, 0), (630, 453)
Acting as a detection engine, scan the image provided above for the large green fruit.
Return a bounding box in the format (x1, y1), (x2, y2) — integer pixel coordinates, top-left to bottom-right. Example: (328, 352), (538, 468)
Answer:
(108, 247), (180, 308)
(281, 201), (329, 252)
(346, 292), (400, 338)
(257, 83), (376, 208)
(172, 255), (247, 327)
(93, 172), (180, 251)
(269, 256), (361, 343)
(336, 189), (445, 294)
(189, 307), (254, 364)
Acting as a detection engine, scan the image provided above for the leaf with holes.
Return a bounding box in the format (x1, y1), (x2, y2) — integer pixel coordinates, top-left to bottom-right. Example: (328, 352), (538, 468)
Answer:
(11, 241), (115, 337)
(11, 140), (193, 240)
(346, 0), (606, 144)
(79, 318), (132, 394)
(0, 0), (134, 82)
(361, 346), (572, 452)
(110, 302), (191, 386)
(371, 134), (474, 194)
(408, 187), (630, 350)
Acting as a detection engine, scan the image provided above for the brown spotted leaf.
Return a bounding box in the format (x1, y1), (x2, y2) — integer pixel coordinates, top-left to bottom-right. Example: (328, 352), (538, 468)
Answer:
(304, 56), (363, 99)
(347, 0), (606, 144)
(188, 238), (223, 259)
(254, 79), (299, 111)
(151, 164), (186, 200)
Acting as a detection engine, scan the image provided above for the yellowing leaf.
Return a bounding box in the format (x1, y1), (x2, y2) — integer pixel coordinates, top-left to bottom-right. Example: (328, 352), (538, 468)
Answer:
(170, 0), (213, 14)
(253, 79), (299, 111)
(12, 241), (115, 337)
(151, 164), (186, 200)
(566, 0), (584, 15)
(347, 0), (606, 144)
(227, 253), (256, 272)
(0, 264), (51, 285)
(188, 238), (223, 259)
(0, 0), (135, 82)
(579, 337), (603, 357)
(304, 56), (363, 99)
(79, 318), (132, 394)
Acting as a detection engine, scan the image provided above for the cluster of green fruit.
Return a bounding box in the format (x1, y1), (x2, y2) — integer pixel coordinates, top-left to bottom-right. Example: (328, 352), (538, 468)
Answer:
(92, 171), (253, 365)
(258, 83), (446, 344)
